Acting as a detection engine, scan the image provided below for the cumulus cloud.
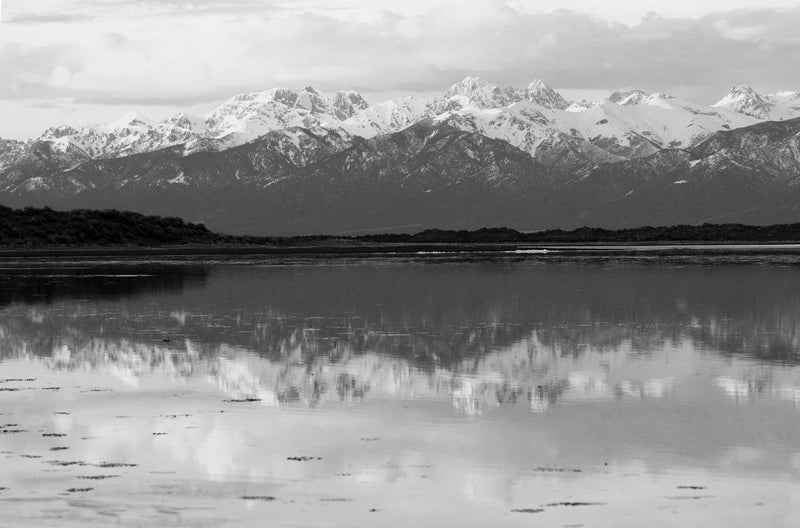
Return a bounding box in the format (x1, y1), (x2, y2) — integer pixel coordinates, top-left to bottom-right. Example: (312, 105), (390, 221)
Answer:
(1, 0), (800, 136)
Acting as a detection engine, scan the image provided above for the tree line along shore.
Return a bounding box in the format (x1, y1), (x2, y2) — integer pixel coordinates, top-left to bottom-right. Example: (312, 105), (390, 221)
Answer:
(3, 205), (800, 248)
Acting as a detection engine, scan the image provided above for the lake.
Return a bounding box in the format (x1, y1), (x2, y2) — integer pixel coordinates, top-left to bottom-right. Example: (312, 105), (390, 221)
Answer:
(1, 251), (800, 527)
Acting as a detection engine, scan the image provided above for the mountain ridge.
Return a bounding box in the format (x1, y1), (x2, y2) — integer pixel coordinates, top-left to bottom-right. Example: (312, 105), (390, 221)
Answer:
(3, 78), (800, 235)
(5, 77), (793, 163)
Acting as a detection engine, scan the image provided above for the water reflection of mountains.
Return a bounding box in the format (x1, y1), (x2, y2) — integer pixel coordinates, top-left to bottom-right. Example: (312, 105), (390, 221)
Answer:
(2, 262), (800, 412)
(0, 329), (679, 414)
(4, 262), (800, 362)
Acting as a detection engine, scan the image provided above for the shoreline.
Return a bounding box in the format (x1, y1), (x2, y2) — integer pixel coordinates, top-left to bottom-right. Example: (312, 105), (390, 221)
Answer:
(3, 241), (800, 258)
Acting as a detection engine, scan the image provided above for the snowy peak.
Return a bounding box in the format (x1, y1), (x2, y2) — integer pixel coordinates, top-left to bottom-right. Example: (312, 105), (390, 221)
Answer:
(444, 77), (513, 109)
(338, 94), (439, 138)
(106, 111), (149, 131)
(523, 79), (569, 110)
(41, 125), (81, 139)
(295, 86), (332, 115)
(565, 99), (595, 112)
(608, 90), (649, 106)
(713, 86), (800, 121)
(443, 76), (569, 111)
(263, 87), (299, 107)
(713, 85), (774, 119)
(289, 87), (369, 119)
(332, 90), (370, 120)
(211, 86), (371, 124)
(165, 113), (206, 133)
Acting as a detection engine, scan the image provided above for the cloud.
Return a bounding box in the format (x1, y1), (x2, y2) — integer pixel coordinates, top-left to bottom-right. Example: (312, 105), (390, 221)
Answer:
(4, 13), (90, 24)
(1, 0), (800, 135)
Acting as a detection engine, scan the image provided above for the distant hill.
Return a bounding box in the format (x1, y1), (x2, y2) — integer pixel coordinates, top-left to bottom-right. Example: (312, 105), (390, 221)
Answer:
(3, 206), (800, 248)
(0, 206), (224, 247)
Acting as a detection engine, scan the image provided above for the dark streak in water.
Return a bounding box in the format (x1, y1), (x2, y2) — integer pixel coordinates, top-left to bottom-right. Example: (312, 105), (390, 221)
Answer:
(50, 447), (69, 451)
(77, 475), (120, 480)
(533, 467), (582, 473)
(93, 462), (138, 468)
(511, 508), (545, 513)
(545, 502), (606, 507)
(287, 456), (322, 462)
(66, 488), (94, 493)
(677, 486), (707, 490)
(241, 496), (276, 501)
(43, 433), (67, 437)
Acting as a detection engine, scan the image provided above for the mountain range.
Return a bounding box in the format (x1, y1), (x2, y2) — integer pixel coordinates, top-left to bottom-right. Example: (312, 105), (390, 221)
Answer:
(2, 77), (800, 235)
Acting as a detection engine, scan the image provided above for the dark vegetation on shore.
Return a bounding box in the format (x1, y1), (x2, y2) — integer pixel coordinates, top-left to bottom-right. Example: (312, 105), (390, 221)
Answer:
(0, 206), (226, 247)
(364, 225), (800, 244)
(3, 205), (800, 248)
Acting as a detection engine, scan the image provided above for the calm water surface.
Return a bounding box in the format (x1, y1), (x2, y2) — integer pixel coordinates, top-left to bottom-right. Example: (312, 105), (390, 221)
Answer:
(1, 254), (800, 527)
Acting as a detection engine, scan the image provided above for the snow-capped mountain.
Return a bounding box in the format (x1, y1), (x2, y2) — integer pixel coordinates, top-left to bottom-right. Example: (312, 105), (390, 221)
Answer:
(523, 79), (570, 110)
(36, 111), (213, 162)
(430, 82), (759, 160)
(203, 86), (366, 146)
(713, 85), (800, 121)
(4, 77), (800, 236)
(6, 114), (800, 236)
(18, 87), (377, 164)
(14, 77), (799, 168)
(571, 92), (759, 149)
(337, 95), (438, 138)
(442, 76), (569, 110)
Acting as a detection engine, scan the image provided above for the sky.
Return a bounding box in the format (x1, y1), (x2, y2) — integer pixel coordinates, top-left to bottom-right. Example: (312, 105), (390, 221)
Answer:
(2, 0), (800, 138)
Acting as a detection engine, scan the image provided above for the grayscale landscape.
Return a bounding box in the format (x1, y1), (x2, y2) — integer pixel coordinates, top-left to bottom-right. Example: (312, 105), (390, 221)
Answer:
(2, 1), (800, 527)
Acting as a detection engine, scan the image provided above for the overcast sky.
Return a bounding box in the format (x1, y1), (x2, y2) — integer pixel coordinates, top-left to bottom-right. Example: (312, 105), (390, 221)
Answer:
(2, 0), (800, 138)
